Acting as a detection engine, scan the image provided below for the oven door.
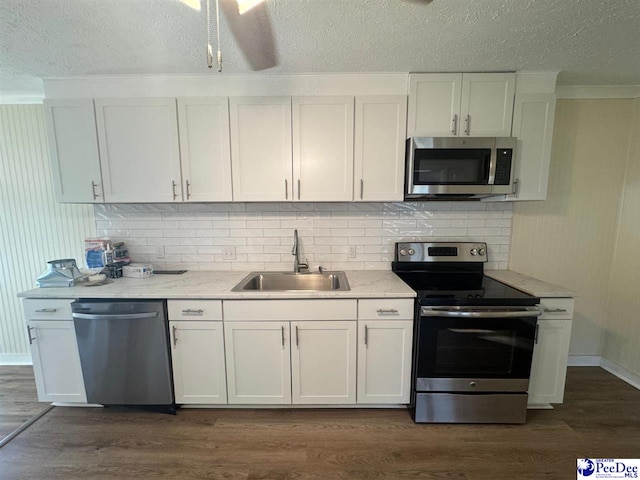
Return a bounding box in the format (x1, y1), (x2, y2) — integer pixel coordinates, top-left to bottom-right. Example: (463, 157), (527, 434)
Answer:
(415, 306), (540, 393)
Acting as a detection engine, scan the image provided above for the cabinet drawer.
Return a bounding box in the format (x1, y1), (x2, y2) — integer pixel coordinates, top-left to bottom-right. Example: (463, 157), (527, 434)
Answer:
(22, 299), (74, 320)
(358, 299), (414, 320)
(224, 299), (357, 321)
(538, 298), (574, 320)
(168, 300), (223, 321)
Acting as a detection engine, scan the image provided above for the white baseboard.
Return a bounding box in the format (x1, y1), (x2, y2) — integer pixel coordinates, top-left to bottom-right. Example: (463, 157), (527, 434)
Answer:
(0, 354), (32, 366)
(568, 355), (602, 366)
(600, 358), (640, 391)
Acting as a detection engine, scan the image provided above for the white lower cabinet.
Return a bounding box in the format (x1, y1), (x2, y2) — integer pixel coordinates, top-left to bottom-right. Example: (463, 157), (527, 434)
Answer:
(170, 321), (227, 404)
(224, 321), (292, 404)
(528, 298), (574, 406)
(291, 321), (357, 404)
(357, 320), (413, 404)
(27, 320), (87, 403)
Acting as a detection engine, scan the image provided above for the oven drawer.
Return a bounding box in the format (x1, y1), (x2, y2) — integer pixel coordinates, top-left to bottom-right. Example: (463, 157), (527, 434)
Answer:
(414, 393), (528, 424)
(358, 299), (414, 320)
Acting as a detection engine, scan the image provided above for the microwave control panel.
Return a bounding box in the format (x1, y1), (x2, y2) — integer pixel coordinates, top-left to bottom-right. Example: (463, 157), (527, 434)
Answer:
(493, 149), (513, 185)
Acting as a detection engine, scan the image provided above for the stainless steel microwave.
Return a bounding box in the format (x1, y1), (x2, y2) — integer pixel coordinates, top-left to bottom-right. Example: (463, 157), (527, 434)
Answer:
(405, 137), (517, 199)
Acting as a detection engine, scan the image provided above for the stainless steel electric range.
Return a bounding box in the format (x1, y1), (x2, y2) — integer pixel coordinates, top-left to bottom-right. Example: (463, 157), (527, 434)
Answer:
(392, 241), (541, 424)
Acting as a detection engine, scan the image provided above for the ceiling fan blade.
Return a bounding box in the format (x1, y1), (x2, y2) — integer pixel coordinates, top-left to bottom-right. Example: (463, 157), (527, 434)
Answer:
(220, 0), (278, 71)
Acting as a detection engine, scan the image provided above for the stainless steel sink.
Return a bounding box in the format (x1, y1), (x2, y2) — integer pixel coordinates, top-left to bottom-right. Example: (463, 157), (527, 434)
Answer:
(232, 271), (350, 292)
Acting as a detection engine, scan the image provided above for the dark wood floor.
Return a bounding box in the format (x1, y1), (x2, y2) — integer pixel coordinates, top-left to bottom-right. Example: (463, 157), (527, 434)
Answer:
(0, 366), (43, 439)
(0, 367), (638, 479)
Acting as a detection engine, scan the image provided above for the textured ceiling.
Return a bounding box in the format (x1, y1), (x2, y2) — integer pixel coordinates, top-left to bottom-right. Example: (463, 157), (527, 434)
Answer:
(1, 0), (640, 96)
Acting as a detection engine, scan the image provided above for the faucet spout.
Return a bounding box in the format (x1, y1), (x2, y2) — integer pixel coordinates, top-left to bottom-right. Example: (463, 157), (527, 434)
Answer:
(292, 229), (309, 273)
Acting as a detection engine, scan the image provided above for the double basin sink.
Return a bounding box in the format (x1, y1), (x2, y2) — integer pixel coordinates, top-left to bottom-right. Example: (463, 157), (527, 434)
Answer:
(232, 271), (350, 292)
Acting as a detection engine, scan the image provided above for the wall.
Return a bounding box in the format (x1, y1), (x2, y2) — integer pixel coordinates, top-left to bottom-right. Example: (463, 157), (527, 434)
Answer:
(0, 105), (95, 362)
(95, 201), (513, 272)
(510, 99), (633, 356)
(603, 98), (640, 377)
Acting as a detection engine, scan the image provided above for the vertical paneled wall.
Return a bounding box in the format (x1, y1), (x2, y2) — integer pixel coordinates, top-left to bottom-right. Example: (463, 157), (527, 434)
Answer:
(510, 99), (633, 357)
(0, 105), (95, 361)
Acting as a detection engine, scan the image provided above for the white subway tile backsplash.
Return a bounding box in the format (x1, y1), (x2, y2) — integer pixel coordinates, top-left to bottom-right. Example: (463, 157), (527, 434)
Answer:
(95, 202), (513, 271)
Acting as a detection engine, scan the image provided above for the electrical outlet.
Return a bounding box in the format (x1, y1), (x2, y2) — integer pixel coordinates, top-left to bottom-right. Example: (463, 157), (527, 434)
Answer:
(223, 246), (236, 260)
(348, 246), (356, 258)
(155, 246), (165, 258)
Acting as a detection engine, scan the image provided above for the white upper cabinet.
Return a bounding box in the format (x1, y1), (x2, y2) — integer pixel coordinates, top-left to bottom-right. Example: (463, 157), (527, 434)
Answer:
(408, 74), (462, 137)
(230, 97), (293, 202)
(507, 93), (557, 201)
(43, 99), (103, 203)
(95, 98), (182, 203)
(354, 96), (407, 202)
(292, 96), (355, 202)
(177, 97), (233, 202)
(408, 73), (516, 137)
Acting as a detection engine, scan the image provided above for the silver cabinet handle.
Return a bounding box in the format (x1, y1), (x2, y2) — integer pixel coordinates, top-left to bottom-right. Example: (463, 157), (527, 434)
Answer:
(295, 325), (299, 347)
(377, 308), (398, 315)
(451, 114), (458, 135)
(464, 114), (470, 135)
(544, 308), (568, 313)
(172, 325), (178, 346)
(360, 179), (364, 200)
(181, 309), (204, 315)
(297, 179), (301, 200)
(185, 180), (191, 200)
(512, 178), (520, 196)
(35, 308), (57, 313)
(285, 179), (288, 200)
(534, 324), (539, 344)
(172, 180), (178, 200)
(364, 325), (368, 347)
(91, 181), (100, 200)
(27, 326), (36, 345)
(281, 326), (285, 347)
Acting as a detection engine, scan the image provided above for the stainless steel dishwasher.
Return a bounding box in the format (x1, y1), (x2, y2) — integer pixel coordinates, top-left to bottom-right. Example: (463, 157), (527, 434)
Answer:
(71, 299), (175, 412)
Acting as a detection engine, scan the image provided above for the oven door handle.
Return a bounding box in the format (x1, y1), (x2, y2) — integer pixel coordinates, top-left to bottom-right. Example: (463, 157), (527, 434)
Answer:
(421, 307), (541, 318)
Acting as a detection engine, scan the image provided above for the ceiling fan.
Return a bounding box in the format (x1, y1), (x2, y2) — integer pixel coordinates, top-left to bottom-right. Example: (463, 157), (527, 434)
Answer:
(179, 0), (277, 72)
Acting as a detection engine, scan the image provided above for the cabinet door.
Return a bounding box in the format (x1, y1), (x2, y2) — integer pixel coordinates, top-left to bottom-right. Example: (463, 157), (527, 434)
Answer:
(43, 99), (103, 203)
(291, 321), (357, 404)
(27, 320), (87, 403)
(95, 98), (182, 202)
(224, 321), (291, 404)
(407, 73), (462, 137)
(528, 319), (572, 406)
(460, 73), (516, 137)
(507, 93), (557, 201)
(292, 96), (354, 202)
(354, 96), (407, 202)
(230, 97), (292, 201)
(357, 320), (413, 404)
(170, 321), (227, 404)
(177, 97), (233, 202)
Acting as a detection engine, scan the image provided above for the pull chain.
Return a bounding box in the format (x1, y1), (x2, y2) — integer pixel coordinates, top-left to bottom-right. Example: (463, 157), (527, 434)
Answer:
(206, 0), (222, 71)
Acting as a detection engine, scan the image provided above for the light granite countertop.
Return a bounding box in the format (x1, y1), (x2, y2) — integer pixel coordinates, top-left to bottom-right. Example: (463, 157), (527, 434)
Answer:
(485, 270), (576, 298)
(18, 270), (416, 300)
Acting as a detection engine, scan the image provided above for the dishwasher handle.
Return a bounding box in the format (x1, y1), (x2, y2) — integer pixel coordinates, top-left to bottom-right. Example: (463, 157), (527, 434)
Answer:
(72, 312), (159, 321)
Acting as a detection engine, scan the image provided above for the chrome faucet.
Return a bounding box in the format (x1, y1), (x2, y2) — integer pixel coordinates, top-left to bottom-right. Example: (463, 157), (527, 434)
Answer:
(292, 229), (309, 273)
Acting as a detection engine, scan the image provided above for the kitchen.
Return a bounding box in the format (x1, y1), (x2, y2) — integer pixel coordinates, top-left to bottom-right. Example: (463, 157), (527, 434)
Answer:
(1, 1), (640, 478)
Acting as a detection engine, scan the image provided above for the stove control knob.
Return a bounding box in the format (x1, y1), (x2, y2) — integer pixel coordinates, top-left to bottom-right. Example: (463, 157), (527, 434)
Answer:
(399, 249), (408, 256)
(407, 248), (415, 255)
(469, 381), (477, 388)
(470, 248), (478, 256)
(478, 248), (486, 256)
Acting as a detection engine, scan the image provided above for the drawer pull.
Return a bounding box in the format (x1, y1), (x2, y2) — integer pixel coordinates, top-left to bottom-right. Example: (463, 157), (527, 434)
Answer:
(172, 325), (178, 346)
(35, 308), (57, 313)
(27, 326), (36, 345)
(181, 309), (204, 315)
(544, 308), (568, 313)
(376, 308), (399, 315)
